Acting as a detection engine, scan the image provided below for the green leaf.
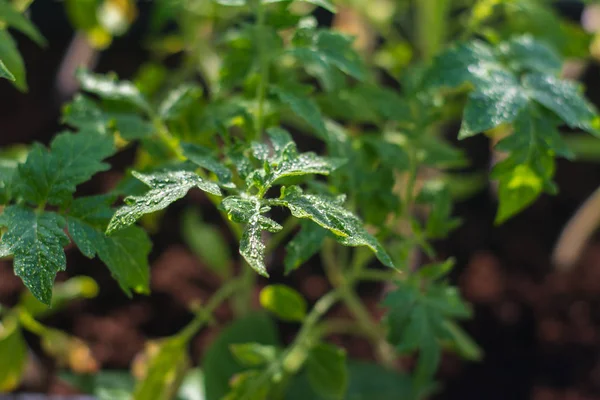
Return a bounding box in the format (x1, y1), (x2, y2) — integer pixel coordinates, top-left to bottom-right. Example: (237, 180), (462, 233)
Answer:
(14, 131), (115, 207)
(77, 69), (153, 115)
(0, 318), (27, 392)
(0, 206), (70, 305)
(0, 0), (46, 45)
(417, 181), (461, 238)
(284, 221), (328, 274)
(59, 370), (135, 399)
(0, 29), (26, 91)
(290, 29), (365, 81)
(19, 276), (99, 319)
(263, 0), (336, 12)
(492, 109), (561, 223)
(286, 361), (412, 400)
(306, 343), (348, 400)
(107, 170), (221, 233)
(62, 95), (109, 135)
(229, 343), (278, 367)
(0, 59), (14, 81)
(383, 280), (473, 391)
(424, 40), (499, 90)
(259, 128), (340, 189)
(133, 336), (189, 400)
(68, 196), (151, 296)
(223, 370), (270, 400)
(276, 186), (393, 268)
(259, 284), (307, 322)
(203, 312), (279, 400)
(221, 195), (261, 224)
(272, 86), (327, 137)
(182, 142), (233, 185)
(159, 84), (203, 120)
(498, 35), (562, 75)
(494, 162), (546, 224)
(313, 30), (365, 80)
(459, 71), (529, 139)
(240, 213), (282, 277)
(440, 320), (482, 361)
(181, 208), (232, 279)
(523, 73), (598, 134)
(112, 114), (154, 140)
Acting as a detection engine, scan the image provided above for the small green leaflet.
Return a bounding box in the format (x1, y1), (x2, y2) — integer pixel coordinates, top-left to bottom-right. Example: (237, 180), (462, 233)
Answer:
(214, 0), (336, 12)
(68, 196), (151, 296)
(383, 281), (474, 389)
(271, 86), (327, 137)
(230, 343), (279, 367)
(274, 186), (394, 268)
(425, 35), (599, 221)
(182, 142), (234, 186)
(0, 0), (45, 91)
(259, 284), (307, 322)
(498, 35), (561, 75)
(289, 29), (365, 83)
(285, 221), (328, 274)
(77, 69), (153, 116)
(0, 0), (46, 46)
(62, 95), (109, 135)
(0, 206), (70, 305)
(221, 195), (282, 275)
(252, 128), (340, 191)
(0, 59), (14, 81)
(522, 73), (598, 135)
(240, 213), (282, 277)
(306, 343), (348, 400)
(0, 318), (27, 392)
(14, 131), (115, 207)
(132, 336), (189, 400)
(0, 29), (26, 91)
(492, 109), (567, 223)
(158, 84), (202, 120)
(459, 71), (528, 139)
(107, 170), (222, 234)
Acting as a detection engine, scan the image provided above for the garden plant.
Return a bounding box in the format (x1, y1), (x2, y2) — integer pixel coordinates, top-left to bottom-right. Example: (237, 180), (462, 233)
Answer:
(1, 0), (600, 399)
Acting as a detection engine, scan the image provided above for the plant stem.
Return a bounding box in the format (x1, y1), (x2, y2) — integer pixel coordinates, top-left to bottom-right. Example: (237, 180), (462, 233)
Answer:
(178, 277), (245, 342)
(240, 289), (341, 400)
(416, 0), (450, 62)
(321, 240), (397, 369)
(253, 0), (269, 140)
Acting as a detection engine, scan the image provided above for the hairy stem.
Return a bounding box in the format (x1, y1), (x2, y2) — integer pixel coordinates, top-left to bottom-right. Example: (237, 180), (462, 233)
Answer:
(322, 240), (397, 369)
(178, 277), (246, 342)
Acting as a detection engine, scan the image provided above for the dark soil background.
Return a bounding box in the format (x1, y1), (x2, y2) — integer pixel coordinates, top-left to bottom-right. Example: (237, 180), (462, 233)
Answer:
(3, 2), (600, 399)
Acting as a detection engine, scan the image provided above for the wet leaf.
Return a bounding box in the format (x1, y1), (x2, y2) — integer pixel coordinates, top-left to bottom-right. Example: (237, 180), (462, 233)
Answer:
(107, 170), (221, 233)
(0, 206), (69, 305)
(14, 131), (115, 207)
(276, 186), (393, 268)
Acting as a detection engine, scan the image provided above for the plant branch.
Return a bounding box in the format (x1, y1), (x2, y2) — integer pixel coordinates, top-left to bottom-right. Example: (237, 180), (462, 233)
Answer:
(178, 277), (246, 342)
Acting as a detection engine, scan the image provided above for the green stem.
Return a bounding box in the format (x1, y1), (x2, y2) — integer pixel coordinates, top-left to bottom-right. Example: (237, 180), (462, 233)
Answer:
(178, 277), (245, 342)
(321, 240), (396, 369)
(253, 0), (269, 140)
(358, 269), (403, 282)
(416, 0), (450, 61)
(152, 117), (185, 161)
(240, 289), (341, 400)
